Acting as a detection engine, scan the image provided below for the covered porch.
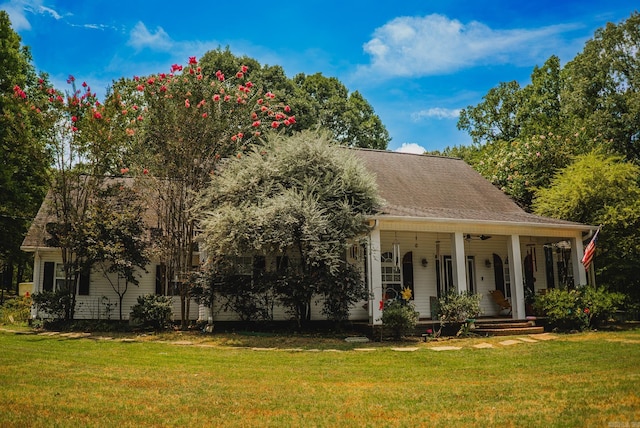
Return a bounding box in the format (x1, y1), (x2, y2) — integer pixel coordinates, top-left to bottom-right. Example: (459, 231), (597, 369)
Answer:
(363, 218), (592, 325)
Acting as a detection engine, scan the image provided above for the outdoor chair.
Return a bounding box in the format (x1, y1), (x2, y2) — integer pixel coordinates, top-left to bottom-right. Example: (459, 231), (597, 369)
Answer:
(489, 289), (512, 315)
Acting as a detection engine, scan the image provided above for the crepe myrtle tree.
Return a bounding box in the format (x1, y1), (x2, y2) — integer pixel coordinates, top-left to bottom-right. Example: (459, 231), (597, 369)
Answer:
(197, 130), (381, 327)
(108, 56), (295, 328)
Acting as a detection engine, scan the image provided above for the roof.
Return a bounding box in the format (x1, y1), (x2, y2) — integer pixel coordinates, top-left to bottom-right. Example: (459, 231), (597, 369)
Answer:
(349, 148), (586, 228)
(22, 149), (588, 251)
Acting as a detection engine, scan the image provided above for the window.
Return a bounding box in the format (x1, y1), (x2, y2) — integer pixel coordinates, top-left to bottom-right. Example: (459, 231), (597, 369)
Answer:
(381, 251), (402, 300)
(42, 262), (89, 295)
(442, 256), (476, 294)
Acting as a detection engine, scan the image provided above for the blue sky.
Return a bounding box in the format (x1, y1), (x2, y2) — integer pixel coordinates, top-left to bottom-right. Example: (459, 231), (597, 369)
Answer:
(2, 0), (638, 152)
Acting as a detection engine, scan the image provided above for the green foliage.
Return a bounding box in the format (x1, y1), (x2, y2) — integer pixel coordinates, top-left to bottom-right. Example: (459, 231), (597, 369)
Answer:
(533, 151), (640, 300)
(380, 300), (419, 340)
(319, 264), (369, 324)
(534, 287), (625, 331)
(438, 291), (482, 325)
(31, 289), (72, 321)
(0, 295), (31, 324)
(0, 11), (49, 275)
(199, 47), (390, 149)
(130, 294), (173, 330)
(199, 130), (380, 326)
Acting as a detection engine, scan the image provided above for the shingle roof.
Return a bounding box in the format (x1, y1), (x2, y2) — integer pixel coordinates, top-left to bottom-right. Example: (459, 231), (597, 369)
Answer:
(350, 148), (584, 227)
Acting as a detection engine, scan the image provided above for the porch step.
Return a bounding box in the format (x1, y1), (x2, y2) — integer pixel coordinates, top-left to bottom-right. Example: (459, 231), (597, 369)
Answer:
(473, 326), (545, 336)
(473, 319), (545, 336)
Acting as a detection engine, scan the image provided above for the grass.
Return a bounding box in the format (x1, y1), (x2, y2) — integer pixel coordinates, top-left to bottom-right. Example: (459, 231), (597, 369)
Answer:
(0, 328), (638, 427)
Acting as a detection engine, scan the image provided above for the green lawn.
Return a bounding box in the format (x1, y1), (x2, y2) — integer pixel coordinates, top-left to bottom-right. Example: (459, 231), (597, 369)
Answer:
(0, 329), (638, 427)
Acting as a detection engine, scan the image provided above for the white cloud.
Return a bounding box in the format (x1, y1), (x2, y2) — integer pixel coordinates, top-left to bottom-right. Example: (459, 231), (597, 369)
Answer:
(1, 0), (61, 30)
(396, 143), (426, 154)
(412, 107), (461, 121)
(358, 14), (577, 78)
(127, 21), (173, 51)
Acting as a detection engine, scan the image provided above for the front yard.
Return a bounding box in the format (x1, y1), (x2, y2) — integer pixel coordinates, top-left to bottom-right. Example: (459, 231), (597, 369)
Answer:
(0, 327), (638, 427)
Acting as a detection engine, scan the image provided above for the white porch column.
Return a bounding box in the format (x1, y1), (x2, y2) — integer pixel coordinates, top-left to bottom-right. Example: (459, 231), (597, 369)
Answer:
(451, 232), (467, 293)
(31, 250), (41, 319)
(369, 227), (383, 325)
(507, 235), (526, 319)
(571, 234), (587, 286)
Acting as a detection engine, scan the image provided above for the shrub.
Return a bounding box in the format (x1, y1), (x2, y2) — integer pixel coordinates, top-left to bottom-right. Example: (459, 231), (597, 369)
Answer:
(438, 291), (482, 325)
(0, 295), (32, 324)
(534, 286), (624, 331)
(31, 289), (72, 321)
(130, 295), (173, 330)
(380, 300), (419, 340)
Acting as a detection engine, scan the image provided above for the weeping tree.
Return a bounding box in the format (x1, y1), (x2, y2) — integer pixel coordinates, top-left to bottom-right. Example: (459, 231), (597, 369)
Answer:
(197, 130), (380, 327)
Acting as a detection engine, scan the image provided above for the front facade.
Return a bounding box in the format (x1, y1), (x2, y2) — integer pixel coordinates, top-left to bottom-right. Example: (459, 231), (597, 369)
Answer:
(21, 149), (593, 324)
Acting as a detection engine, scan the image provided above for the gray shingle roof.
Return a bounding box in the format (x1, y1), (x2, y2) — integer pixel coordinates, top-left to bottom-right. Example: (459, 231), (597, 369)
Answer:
(350, 148), (584, 227)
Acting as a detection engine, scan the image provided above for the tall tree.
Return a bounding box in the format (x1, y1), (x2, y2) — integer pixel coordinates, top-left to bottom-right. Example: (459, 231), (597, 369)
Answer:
(198, 130), (380, 326)
(561, 12), (640, 161)
(457, 80), (522, 144)
(109, 56), (293, 328)
(199, 47), (390, 149)
(0, 11), (50, 296)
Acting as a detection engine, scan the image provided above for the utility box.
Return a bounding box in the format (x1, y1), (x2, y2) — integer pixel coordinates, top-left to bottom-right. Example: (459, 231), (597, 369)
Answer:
(19, 282), (33, 297)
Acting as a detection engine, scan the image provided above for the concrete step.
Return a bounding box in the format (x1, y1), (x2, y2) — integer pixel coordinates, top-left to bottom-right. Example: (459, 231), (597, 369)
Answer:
(474, 322), (533, 329)
(474, 326), (545, 336)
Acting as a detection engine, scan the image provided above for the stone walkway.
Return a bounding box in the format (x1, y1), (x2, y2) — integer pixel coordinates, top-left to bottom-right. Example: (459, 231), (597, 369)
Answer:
(0, 328), (558, 353)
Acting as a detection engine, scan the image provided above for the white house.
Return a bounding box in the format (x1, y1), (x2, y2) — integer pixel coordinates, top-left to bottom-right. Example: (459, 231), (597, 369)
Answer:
(21, 149), (594, 324)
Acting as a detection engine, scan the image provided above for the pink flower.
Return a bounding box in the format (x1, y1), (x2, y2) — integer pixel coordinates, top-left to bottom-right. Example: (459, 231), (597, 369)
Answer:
(71, 126), (78, 132)
(379, 300), (384, 311)
(584, 308), (590, 314)
(143, 168), (149, 175)
(284, 105), (291, 112)
(271, 121), (280, 129)
(189, 56), (197, 64)
(93, 111), (102, 119)
(223, 95), (230, 102)
(241, 65), (248, 73)
(147, 77), (155, 85)
(136, 84), (144, 91)
(257, 98), (263, 105)
(236, 72), (244, 79)
(171, 64), (183, 72)
(252, 121), (261, 127)
(71, 116), (78, 122)
(160, 85), (167, 92)
(237, 132), (244, 139)
(82, 81), (87, 87)
(185, 99), (190, 108)
(67, 75), (75, 84)
(120, 167), (129, 174)
(202, 113), (208, 118)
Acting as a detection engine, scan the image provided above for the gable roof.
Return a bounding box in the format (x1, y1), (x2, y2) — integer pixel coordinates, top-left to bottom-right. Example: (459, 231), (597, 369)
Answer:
(349, 148), (586, 229)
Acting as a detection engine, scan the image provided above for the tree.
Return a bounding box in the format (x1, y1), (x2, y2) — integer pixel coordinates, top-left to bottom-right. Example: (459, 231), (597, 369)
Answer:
(199, 47), (390, 149)
(85, 182), (149, 320)
(0, 11), (50, 298)
(198, 130), (380, 326)
(457, 80), (522, 144)
(109, 56), (294, 328)
(532, 151), (640, 300)
(561, 12), (640, 161)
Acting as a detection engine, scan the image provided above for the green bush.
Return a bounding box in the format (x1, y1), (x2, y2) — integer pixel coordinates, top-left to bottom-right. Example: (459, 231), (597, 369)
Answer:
(0, 296), (32, 325)
(438, 291), (482, 325)
(380, 300), (419, 340)
(31, 289), (72, 321)
(534, 286), (624, 331)
(130, 295), (173, 330)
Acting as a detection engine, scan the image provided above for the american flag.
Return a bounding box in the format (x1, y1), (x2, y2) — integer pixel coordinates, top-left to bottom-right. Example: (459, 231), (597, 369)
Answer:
(582, 228), (600, 270)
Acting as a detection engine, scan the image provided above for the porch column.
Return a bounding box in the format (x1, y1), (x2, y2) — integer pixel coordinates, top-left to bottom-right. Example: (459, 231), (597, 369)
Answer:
(507, 235), (526, 319)
(570, 234), (587, 286)
(31, 250), (41, 319)
(451, 232), (467, 293)
(369, 227), (383, 325)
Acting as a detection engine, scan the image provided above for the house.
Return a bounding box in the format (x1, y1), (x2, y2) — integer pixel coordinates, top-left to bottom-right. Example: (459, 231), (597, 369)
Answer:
(21, 149), (593, 324)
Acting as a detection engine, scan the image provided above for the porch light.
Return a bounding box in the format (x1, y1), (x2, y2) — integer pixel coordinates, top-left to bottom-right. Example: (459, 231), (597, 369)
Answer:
(485, 259), (491, 268)
(421, 258), (428, 267)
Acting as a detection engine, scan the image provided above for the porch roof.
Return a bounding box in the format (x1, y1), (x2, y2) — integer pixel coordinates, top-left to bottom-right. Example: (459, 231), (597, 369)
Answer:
(350, 149), (588, 230)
